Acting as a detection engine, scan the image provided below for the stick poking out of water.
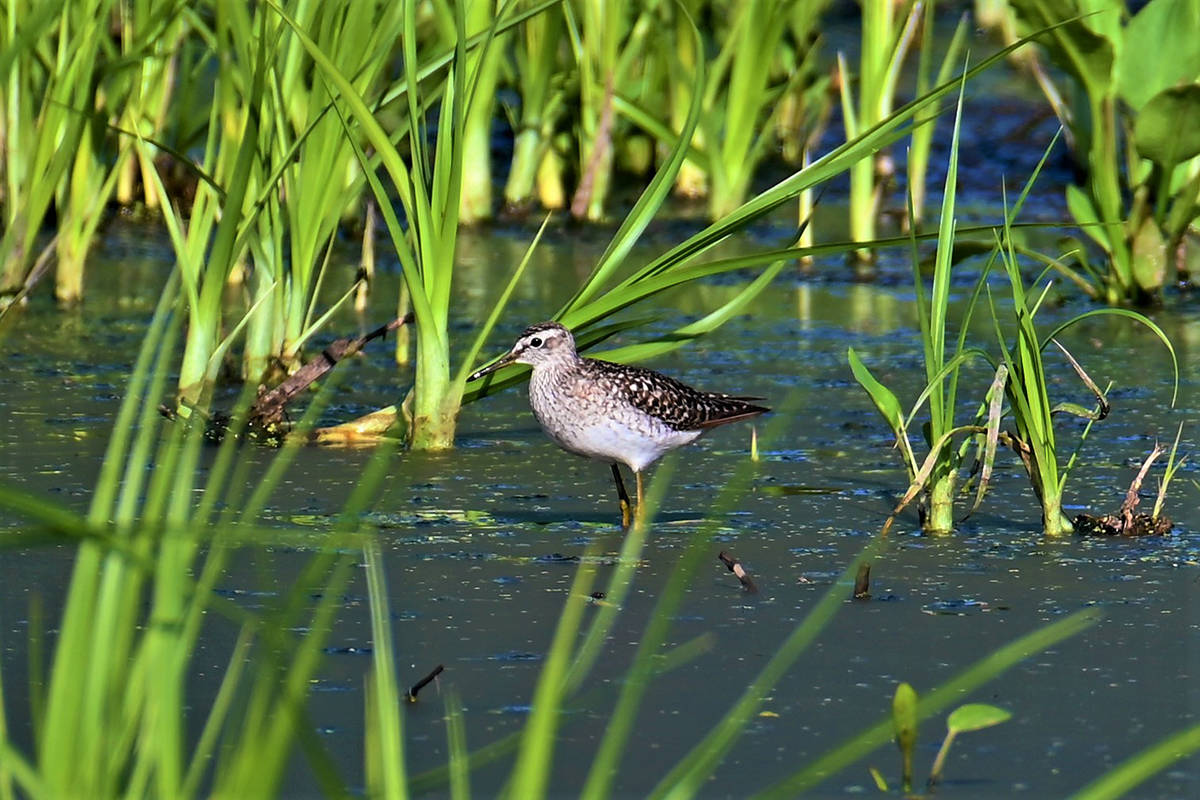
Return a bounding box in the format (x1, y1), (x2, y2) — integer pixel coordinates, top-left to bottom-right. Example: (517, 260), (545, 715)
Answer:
(406, 664), (445, 703)
(853, 562), (871, 600)
(717, 550), (758, 593)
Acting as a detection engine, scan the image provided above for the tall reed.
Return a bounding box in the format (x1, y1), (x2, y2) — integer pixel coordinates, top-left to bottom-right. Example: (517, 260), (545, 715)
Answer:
(849, 79), (990, 534)
(839, 0), (921, 272)
(0, 266), (415, 796)
(457, 0), (509, 223)
(503, 0), (568, 212)
(156, 1), (270, 409)
(243, 0), (407, 382)
(0, 0), (118, 306)
(676, 0), (830, 219)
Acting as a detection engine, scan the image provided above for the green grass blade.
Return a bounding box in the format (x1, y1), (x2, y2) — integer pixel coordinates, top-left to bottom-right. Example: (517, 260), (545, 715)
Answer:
(581, 400), (792, 800)
(647, 535), (889, 800)
(504, 550), (599, 798)
(1070, 725), (1200, 799)
(754, 608), (1101, 798)
(557, 2), (706, 313)
(460, 213), (551, 384)
(1039, 309), (1179, 406)
(363, 539), (406, 800)
(565, 459), (673, 696)
(444, 691), (470, 800)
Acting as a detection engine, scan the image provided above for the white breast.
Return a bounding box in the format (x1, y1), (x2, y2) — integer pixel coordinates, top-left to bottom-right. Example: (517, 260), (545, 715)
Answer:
(527, 369), (702, 472)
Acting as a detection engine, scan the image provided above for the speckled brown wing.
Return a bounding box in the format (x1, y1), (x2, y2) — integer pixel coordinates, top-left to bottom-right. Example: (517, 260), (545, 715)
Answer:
(583, 358), (768, 431)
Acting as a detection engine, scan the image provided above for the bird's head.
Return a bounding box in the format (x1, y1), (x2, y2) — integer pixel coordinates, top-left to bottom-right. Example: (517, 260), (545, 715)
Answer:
(469, 321), (576, 381)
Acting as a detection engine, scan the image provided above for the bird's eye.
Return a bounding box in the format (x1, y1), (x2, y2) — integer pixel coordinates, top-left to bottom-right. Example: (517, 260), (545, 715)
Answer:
(529, 337), (543, 348)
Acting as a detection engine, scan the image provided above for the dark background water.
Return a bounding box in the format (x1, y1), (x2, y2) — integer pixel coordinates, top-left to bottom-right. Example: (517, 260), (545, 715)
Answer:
(2, 213), (1198, 797)
(2, 24), (1199, 795)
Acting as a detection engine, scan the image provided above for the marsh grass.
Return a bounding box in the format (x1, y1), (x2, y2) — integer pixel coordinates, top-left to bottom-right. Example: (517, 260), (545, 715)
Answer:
(906, 6), (968, 227)
(1068, 722), (1200, 800)
(988, 225), (1176, 534)
(648, 0), (831, 219)
(851, 104), (1179, 536)
(5, 4), (1102, 460)
(0, 273), (1169, 800)
(849, 79), (992, 534)
(839, 0), (922, 271)
(0, 0), (119, 306)
(503, 0), (568, 212)
(0, 274), (403, 797)
(986, 176), (1179, 534)
(1011, 0), (1200, 303)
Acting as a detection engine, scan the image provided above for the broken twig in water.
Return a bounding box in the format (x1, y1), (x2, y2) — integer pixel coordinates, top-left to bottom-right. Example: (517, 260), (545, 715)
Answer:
(1074, 443), (1174, 536)
(248, 314), (413, 439)
(717, 550), (758, 593)
(406, 663), (445, 702)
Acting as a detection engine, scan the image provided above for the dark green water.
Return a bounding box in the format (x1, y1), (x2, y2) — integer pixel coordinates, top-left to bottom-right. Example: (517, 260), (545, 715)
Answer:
(2, 212), (1198, 798)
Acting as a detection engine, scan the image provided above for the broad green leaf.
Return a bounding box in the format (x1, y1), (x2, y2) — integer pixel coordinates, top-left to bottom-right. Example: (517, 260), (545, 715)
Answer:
(1130, 216), (1168, 292)
(1165, 168), (1200, 238)
(1116, 0), (1200, 111)
(848, 348), (905, 435)
(893, 682), (919, 750)
(1066, 183), (1111, 251)
(1010, 0), (1115, 98)
(1133, 84), (1200, 168)
(947, 703), (1012, 733)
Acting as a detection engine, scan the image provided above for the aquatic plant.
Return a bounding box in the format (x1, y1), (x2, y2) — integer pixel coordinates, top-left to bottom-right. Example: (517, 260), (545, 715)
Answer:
(503, 0), (569, 213)
(567, 0), (652, 221)
(148, 6), (271, 410)
(875, 685), (1011, 792)
(270, 0), (533, 449)
(0, 0), (121, 307)
(987, 191), (1179, 535)
(890, 682), (919, 793)
(852, 104), (1178, 536)
(1151, 423), (1188, 520)
(319, 2), (897, 448)
(242, 0), (409, 382)
(1011, 0), (1200, 303)
(456, 0), (509, 223)
(927, 703), (1012, 787)
(849, 82), (990, 534)
(648, 0), (831, 219)
(905, 6), (968, 228)
(1068, 721), (1200, 799)
(461, 40), (1046, 451)
(838, 0), (922, 272)
(110, 0), (191, 213)
(0, 293), (1096, 798)
(0, 277), (406, 797)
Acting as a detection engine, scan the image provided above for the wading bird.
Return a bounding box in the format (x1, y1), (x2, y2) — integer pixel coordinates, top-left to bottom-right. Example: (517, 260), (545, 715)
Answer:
(469, 322), (768, 527)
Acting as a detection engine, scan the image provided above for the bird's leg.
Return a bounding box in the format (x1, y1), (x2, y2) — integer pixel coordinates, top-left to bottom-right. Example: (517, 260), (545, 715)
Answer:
(611, 463), (633, 529)
(634, 470), (646, 527)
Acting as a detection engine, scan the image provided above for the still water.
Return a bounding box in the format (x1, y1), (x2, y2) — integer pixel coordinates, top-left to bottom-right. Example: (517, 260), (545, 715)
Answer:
(2, 211), (1197, 798)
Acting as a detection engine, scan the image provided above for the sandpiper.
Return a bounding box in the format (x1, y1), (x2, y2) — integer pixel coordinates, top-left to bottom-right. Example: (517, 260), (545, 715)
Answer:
(469, 321), (768, 527)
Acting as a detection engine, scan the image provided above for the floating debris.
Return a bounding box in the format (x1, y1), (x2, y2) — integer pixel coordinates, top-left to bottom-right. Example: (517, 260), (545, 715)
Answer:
(717, 549), (758, 593)
(406, 664), (444, 702)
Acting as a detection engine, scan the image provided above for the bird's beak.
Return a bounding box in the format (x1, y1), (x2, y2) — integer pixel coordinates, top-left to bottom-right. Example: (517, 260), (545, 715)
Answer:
(468, 350), (519, 382)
